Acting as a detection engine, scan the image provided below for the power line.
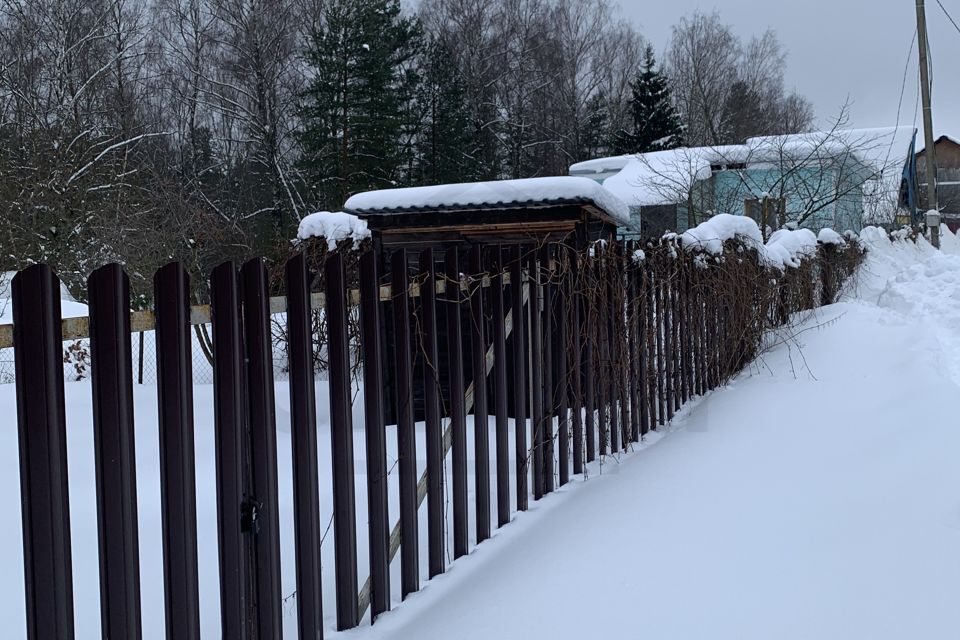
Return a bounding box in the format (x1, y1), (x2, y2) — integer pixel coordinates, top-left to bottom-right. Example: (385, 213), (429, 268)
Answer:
(936, 0), (960, 36)
(882, 28), (917, 172)
(894, 29), (917, 132)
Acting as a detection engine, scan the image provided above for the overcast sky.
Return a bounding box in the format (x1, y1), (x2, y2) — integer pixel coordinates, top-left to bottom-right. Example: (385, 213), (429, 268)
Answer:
(620, 0), (960, 143)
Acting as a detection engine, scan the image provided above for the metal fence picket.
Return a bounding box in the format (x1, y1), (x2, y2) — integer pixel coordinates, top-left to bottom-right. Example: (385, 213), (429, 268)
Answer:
(360, 249), (391, 620)
(12, 265), (76, 640)
(154, 263), (201, 640)
(284, 253), (324, 639)
(210, 261), (251, 640)
(391, 249), (420, 598)
(87, 264), (143, 640)
(325, 251), (359, 630)
(419, 248), (445, 578)
(445, 248), (468, 560)
(469, 244), (491, 542)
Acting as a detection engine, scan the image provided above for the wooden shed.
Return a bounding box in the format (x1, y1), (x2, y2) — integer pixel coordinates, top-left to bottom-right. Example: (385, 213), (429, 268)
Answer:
(343, 176), (633, 250)
(342, 176), (632, 424)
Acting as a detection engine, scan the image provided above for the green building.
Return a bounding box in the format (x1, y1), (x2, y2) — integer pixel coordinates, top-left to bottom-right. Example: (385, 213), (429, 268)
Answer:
(569, 127), (916, 237)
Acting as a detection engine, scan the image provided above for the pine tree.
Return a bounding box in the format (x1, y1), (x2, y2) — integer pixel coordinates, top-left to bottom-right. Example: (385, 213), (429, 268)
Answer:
(415, 37), (482, 185)
(614, 46), (684, 154)
(300, 0), (422, 209)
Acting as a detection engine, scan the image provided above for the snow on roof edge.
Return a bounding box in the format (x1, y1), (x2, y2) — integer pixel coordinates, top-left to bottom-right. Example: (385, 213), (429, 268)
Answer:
(343, 176), (633, 227)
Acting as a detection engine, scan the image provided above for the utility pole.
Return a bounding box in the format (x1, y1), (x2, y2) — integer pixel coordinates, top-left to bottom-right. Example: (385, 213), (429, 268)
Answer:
(917, 0), (940, 248)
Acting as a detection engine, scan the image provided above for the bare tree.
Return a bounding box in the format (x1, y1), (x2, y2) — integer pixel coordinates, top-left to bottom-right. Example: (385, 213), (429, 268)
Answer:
(666, 11), (813, 147)
(665, 10), (741, 147)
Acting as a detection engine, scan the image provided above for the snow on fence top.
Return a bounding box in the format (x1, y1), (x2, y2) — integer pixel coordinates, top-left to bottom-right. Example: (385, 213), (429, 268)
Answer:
(677, 213), (847, 271)
(679, 213), (764, 255)
(343, 176), (632, 227)
(297, 211), (371, 250)
(766, 228), (819, 269)
(817, 228), (846, 245)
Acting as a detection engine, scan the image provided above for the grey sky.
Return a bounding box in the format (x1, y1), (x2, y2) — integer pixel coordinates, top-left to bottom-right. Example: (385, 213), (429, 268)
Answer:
(618, 0), (960, 143)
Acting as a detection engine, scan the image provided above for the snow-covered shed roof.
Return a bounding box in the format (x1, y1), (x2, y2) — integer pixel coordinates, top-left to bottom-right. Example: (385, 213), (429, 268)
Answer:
(344, 176), (632, 227)
(745, 126), (915, 173)
(568, 155), (635, 178)
(596, 146), (745, 208)
(570, 126), (917, 210)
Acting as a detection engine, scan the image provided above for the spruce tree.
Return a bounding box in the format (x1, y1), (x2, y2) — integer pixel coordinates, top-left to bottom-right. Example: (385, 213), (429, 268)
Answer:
(581, 92), (613, 160)
(615, 45), (684, 154)
(415, 37), (482, 185)
(300, 0), (422, 209)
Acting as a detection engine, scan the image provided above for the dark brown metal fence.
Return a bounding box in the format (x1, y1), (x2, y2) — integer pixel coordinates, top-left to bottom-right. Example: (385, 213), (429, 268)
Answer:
(9, 232), (862, 639)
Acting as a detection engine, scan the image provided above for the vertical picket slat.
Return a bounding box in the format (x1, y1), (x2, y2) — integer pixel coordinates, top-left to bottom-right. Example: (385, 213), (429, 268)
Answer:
(210, 262), (251, 639)
(656, 268), (667, 426)
(284, 253), (324, 639)
(419, 248), (445, 578)
(154, 263), (201, 640)
(240, 259), (283, 638)
(529, 248), (544, 500)
(391, 249), (419, 598)
(509, 245), (529, 511)
(596, 253), (610, 454)
(359, 250), (390, 620)
(605, 252), (620, 453)
(683, 262), (694, 401)
(627, 249), (641, 443)
(696, 268), (707, 396)
(615, 248), (630, 449)
(540, 244), (554, 494)
(490, 246), (510, 526)
(325, 251), (359, 629)
(584, 251), (597, 462)
(87, 264), (143, 640)
(569, 244), (584, 475)
(638, 263), (650, 437)
(445, 248), (469, 559)
(469, 244), (491, 542)
(676, 264), (685, 408)
(555, 249), (569, 486)
(12, 265), (76, 640)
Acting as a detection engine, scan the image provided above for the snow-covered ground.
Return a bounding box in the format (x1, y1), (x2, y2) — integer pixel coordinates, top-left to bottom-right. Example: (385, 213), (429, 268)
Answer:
(1, 228), (959, 639)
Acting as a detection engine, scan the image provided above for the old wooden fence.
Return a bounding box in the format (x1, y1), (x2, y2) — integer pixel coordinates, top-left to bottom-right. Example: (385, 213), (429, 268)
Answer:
(10, 234), (862, 639)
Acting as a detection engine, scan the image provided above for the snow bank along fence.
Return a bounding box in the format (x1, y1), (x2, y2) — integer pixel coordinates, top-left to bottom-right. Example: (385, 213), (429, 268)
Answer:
(9, 224), (862, 639)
